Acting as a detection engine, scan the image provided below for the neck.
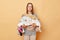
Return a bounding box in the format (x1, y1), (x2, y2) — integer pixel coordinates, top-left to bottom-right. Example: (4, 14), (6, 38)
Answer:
(28, 12), (32, 15)
(28, 11), (32, 13)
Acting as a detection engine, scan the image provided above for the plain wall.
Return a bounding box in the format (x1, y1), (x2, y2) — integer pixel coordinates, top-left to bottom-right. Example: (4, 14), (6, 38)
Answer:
(0, 0), (60, 40)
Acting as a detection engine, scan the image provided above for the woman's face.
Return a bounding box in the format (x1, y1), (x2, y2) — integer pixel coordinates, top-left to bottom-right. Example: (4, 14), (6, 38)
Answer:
(27, 4), (32, 12)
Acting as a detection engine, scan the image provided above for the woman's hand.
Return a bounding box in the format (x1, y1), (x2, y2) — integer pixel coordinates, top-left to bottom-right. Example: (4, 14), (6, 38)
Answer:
(35, 27), (40, 32)
(22, 24), (27, 28)
(31, 23), (37, 28)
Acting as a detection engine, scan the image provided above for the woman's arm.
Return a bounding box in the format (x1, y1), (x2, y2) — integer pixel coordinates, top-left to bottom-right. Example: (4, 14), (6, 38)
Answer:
(17, 14), (27, 35)
(34, 14), (42, 32)
(17, 14), (26, 27)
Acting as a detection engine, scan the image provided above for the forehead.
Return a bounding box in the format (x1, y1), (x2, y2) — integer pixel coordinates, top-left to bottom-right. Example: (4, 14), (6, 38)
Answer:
(28, 4), (32, 6)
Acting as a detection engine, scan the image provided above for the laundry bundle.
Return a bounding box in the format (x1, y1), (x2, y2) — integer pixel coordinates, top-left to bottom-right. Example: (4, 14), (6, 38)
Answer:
(17, 14), (42, 36)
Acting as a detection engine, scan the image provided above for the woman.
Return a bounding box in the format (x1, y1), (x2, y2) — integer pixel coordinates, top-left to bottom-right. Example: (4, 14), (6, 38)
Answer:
(17, 2), (42, 40)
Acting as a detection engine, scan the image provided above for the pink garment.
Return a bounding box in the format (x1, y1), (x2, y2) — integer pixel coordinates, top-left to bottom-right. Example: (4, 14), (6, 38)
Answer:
(18, 26), (23, 33)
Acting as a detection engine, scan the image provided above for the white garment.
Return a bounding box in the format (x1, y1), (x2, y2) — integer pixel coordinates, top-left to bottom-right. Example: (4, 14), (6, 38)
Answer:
(17, 14), (42, 32)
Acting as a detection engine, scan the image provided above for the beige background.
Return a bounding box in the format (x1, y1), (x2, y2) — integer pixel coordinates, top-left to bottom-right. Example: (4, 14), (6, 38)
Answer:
(0, 0), (60, 40)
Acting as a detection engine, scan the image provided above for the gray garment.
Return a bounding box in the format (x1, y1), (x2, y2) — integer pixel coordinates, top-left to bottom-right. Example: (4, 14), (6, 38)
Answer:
(24, 28), (36, 36)
(24, 34), (36, 40)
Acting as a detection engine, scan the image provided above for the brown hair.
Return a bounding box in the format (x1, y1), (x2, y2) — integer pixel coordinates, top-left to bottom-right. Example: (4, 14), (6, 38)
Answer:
(26, 2), (34, 15)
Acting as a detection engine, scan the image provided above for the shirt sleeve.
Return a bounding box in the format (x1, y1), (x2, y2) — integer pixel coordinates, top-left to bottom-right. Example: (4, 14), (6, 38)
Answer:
(35, 19), (42, 32)
(17, 15), (26, 27)
(34, 14), (42, 32)
(17, 14), (30, 27)
(17, 14), (26, 34)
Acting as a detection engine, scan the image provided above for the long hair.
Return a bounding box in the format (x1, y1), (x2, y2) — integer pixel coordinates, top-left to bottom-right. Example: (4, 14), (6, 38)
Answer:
(26, 3), (34, 15)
